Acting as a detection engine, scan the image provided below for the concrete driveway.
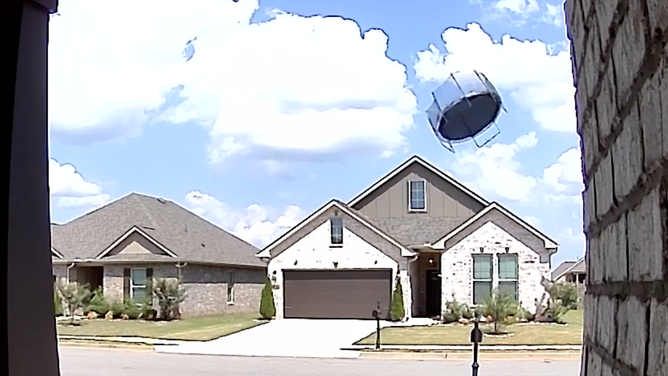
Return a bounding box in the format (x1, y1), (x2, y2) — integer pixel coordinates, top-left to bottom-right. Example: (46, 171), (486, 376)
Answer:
(154, 319), (392, 358)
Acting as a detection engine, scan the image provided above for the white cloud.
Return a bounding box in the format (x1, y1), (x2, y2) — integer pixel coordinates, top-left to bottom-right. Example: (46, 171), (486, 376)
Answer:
(524, 215), (541, 227)
(50, 0), (418, 165)
(185, 191), (304, 248)
(414, 23), (575, 134)
(49, 159), (111, 208)
(470, 0), (563, 27)
(448, 132), (539, 202)
(543, 147), (582, 192)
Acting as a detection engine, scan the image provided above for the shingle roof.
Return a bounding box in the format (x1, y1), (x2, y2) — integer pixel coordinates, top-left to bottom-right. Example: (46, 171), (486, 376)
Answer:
(551, 260), (577, 280)
(51, 192), (264, 268)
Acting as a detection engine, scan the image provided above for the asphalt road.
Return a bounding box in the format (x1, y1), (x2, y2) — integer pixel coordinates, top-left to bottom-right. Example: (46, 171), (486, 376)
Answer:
(59, 347), (581, 376)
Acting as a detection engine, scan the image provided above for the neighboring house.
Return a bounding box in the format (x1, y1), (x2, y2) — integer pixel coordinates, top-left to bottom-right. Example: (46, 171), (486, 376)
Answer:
(51, 193), (266, 318)
(257, 155), (559, 320)
(552, 258), (586, 284)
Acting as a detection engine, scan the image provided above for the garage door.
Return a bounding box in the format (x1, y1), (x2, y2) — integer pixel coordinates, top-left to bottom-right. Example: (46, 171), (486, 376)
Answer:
(283, 269), (393, 319)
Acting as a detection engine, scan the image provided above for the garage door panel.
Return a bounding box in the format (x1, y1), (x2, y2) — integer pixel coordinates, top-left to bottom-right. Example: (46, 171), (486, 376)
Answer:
(283, 269), (392, 319)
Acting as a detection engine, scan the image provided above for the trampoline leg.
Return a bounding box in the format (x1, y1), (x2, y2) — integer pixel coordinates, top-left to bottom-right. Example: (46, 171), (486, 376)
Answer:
(473, 121), (501, 148)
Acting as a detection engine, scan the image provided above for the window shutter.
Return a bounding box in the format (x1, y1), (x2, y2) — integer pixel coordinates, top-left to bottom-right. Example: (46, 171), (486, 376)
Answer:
(146, 268), (154, 303)
(123, 268), (131, 303)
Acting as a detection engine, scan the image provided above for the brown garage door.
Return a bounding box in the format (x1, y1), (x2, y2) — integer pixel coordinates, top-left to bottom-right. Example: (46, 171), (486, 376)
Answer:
(283, 269), (392, 319)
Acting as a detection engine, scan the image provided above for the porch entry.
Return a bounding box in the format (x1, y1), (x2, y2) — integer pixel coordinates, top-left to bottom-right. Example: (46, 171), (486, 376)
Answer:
(425, 269), (442, 317)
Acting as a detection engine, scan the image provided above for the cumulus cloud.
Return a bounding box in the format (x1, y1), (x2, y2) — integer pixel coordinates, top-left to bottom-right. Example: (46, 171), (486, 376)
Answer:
(49, 159), (111, 208)
(49, 0), (418, 167)
(414, 23), (575, 134)
(543, 147), (582, 192)
(185, 191), (304, 248)
(448, 132), (539, 202)
(470, 0), (564, 27)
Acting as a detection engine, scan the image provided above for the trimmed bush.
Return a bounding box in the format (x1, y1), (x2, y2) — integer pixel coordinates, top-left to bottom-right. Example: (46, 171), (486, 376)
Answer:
(389, 278), (405, 322)
(550, 282), (579, 309)
(259, 278), (276, 320)
(110, 301), (126, 318)
(442, 299), (473, 323)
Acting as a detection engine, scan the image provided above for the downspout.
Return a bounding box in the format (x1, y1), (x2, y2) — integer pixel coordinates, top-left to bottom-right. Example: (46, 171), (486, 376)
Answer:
(175, 262), (188, 281)
(66, 262), (76, 283)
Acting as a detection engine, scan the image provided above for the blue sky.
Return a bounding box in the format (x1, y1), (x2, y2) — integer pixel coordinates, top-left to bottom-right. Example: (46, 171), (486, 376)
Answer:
(48, 0), (583, 266)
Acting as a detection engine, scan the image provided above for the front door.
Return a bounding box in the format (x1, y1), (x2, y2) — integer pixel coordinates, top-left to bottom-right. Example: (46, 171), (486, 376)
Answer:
(425, 270), (442, 317)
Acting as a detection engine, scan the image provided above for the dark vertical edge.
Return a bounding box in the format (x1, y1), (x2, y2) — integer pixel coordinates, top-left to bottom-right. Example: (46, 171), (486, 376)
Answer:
(123, 268), (131, 303)
(146, 268), (154, 304)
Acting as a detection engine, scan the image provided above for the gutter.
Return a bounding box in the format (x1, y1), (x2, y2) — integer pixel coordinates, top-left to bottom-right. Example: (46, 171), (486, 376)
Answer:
(66, 262), (76, 282)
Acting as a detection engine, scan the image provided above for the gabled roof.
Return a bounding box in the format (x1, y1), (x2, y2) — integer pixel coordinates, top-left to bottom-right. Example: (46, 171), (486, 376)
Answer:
(51, 192), (264, 268)
(553, 257), (585, 280)
(551, 260), (577, 280)
(431, 201), (559, 250)
(256, 199), (415, 259)
(347, 155), (489, 208)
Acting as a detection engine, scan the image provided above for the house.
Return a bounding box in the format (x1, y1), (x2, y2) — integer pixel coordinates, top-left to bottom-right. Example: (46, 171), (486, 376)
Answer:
(552, 258), (586, 284)
(51, 192), (266, 318)
(256, 155), (559, 320)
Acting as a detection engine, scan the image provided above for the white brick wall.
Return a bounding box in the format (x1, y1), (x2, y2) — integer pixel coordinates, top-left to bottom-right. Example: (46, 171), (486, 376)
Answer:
(440, 221), (550, 313)
(268, 220), (411, 319)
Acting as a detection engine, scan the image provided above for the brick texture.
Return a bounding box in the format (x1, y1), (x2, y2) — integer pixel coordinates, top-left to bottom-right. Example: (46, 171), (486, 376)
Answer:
(565, 0), (668, 375)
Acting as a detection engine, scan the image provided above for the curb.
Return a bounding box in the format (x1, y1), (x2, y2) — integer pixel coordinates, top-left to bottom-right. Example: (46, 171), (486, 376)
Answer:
(359, 351), (582, 361)
(59, 340), (155, 351)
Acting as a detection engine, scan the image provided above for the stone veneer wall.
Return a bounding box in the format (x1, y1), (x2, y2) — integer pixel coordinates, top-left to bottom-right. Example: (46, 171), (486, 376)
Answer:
(54, 263), (264, 318)
(564, 0), (668, 375)
(268, 220), (411, 319)
(441, 222), (550, 314)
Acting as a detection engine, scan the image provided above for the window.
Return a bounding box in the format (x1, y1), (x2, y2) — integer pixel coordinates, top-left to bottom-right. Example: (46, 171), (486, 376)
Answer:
(472, 255), (492, 305)
(408, 180), (426, 211)
(498, 254), (519, 301)
(330, 217), (343, 245)
(130, 268), (147, 301)
(227, 271), (235, 304)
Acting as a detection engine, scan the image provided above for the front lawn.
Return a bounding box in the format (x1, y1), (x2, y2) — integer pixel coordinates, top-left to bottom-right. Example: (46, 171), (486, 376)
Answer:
(57, 313), (264, 341)
(356, 310), (583, 346)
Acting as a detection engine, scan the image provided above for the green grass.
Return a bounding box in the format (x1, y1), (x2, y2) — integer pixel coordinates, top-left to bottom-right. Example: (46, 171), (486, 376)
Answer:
(57, 313), (264, 341)
(356, 310), (583, 346)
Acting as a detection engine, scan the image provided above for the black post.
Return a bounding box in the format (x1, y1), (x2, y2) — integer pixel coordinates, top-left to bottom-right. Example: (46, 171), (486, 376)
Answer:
(470, 317), (483, 376)
(373, 301), (381, 350)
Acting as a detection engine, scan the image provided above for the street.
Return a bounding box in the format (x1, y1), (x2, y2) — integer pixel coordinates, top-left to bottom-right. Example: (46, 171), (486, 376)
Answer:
(59, 347), (581, 376)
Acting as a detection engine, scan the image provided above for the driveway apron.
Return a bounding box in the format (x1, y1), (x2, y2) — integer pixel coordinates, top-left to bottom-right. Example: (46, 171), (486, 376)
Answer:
(154, 319), (391, 358)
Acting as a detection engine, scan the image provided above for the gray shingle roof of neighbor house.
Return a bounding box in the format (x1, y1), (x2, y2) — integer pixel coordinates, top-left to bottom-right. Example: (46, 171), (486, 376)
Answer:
(551, 260), (579, 280)
(51, 192), (265, 268)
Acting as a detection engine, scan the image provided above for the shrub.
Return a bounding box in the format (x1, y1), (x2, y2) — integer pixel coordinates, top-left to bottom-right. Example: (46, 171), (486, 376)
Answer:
(518, 306), (535, 322)
(139, 299), (157, 320)
(56, 280), (92, 324)
(478, 290), (519, 334)
(87, 287), (110, 316)
(54, 287), (63, 317)
(123, 299), (142, 319)
(442, 299), (473, 323)
(153, 278), (186, 321)
(110, 301), (126, 318)
(389, 278), (405, 322)
(550, 282), (579, 310)
(259, 278), (276, 320)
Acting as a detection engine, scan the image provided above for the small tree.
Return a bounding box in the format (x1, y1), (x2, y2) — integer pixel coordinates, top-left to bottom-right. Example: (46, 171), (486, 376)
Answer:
(53, 286), (64, 317)
(479, 290), (518, 334)
(56, 280), (92, 324)
(153, 278), (186, 321)
(389, 278), (405, 322)
(550, 282), (579, 309)
(259, 278), (276, 320)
